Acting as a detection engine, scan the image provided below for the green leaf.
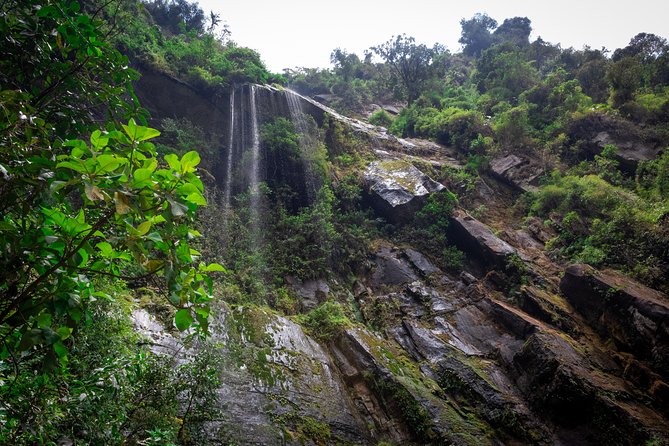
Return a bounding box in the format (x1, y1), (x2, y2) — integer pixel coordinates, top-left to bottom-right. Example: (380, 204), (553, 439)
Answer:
(123, 119), (161, 141)
(57, 326), (73, 340)
(57, 160), (87, 173)
(96, 154), (125, 173)
(180, 151), (201, 172)
(96, 242), (113, 257)
(133, 167), (153, 183)
(66, 139), (88, 158)
(90, 130), (109, 149)
(174, 308), (194, 331)
(136, 221), (152, 236)
(53, 340), (68, 358)
(146, 232), (163, 244)
(167, 196), (187, 217)
(37, 313), (52, 328)
(164, 153), (181, 171)
(186, 192), (207, 206)
(199, 263), (226, 272)
(168, 293), (181, 306)
(0, 221), (14, 232)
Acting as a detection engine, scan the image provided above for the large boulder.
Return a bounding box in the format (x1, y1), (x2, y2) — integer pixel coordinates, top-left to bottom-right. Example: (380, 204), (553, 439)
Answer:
(489, 154), (543, 192)
(363, 159), (445, 223)
(560, 264), (669, 374)
(592, 131), (658, 173)
(132, 305), (369, 445)
(447, 213), (517, 270)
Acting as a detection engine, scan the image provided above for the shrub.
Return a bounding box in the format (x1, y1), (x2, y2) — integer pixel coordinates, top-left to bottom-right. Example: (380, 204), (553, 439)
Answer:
(296, 301), (352, 341)
(369, 109), (395, 127)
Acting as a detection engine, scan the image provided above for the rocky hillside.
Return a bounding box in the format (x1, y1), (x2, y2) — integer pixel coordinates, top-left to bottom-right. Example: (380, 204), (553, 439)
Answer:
(132, 68), (669, 445)
(2, 2), (668, 444)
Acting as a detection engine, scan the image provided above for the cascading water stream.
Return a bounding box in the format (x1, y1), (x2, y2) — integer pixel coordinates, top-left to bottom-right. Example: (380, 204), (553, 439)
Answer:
(223, 88), (235, 210)
(248, 85), (261, 234)
(285, 89), (319, 202)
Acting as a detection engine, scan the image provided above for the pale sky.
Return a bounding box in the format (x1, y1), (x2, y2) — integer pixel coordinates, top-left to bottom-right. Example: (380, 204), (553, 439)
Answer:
(197, 0), (669, 72)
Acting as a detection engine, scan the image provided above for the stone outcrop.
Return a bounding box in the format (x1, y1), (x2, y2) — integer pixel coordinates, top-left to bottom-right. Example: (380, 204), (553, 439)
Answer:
(363, 159), (445, 223)
(447, 212), (517, 269)
(133, 306), (369, 445)
(593, 131), (659, 172)
(560, 264), (669, 374)
(489, 154), (543, 192)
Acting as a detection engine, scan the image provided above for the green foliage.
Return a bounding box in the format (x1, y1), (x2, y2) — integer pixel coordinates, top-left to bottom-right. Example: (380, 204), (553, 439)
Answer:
(394, 191), (464, 271)
(636, 150), (669, 200)
(475, 43), (539, 102)
(528, 173), (669, 290)
(0, 0), (219, 371)
(296, 301), (352, 341)
(0, 292), (223, 445)
(261, 117), (300, 158)
(368, 109), (395, 127)
(110, 1), (280, 92)
(272, 186), (339, 280)
(370, 34), (444, 104)
(144, 0), (207, 36)
(156, 117), (208, 157)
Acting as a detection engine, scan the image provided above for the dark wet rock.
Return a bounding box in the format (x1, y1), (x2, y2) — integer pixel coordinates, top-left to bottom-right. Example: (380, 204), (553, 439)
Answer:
(512, 331), (668, 444)
(371, 244), (419, 289)
(312, 93), (338, 105)
(565, 111), (662, 171)
(286, 277), (329, 311)
(448, 213), (517, 269)
(489, 154), (542, 192)
(403, 248), (441, 277)
(593, 131), (658, 172)
(560, 264), (669, 374)
(460, 271), (477, 285)
(517, 285), (580, 335)
(331, 328), (499, 445)
(363, 159), (445, 223)
(133, 306), (370, 445)
(525, 216), (555, 244)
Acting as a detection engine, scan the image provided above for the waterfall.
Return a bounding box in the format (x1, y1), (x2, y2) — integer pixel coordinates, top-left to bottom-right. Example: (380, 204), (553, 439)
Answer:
(285, 89), (319, 203)
(224, 88), (236, 210)
(248, 85), (261, 225)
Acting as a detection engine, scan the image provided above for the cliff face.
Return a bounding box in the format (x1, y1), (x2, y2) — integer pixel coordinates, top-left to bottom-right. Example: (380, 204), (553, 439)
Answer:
(133, 69), (669, 445)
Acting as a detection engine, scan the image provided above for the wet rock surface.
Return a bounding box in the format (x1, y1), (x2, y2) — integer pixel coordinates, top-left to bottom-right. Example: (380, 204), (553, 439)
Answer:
(561, 264), (669, 374)
(448, 211), (517, 269)
(489, 154), (543, 192)
(363, 159), (445, 223)
(132, 306), (369, 445)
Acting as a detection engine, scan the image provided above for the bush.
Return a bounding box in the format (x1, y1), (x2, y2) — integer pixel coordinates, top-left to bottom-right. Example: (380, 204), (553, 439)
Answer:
(528, 173), (669, 289)
(369, 109), (395, 127)
(296, 301), (352, 341)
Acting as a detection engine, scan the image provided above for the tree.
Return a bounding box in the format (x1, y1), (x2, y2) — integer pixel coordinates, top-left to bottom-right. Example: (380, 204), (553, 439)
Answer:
(370, 34), (439, 105)
(0, 0), (219, 368)
(330, 48), (363, 82)
(144, 0), (207, 35)
(459, 13), (498, 57)
(607, 57), (643, 107)
(475, 42), (539, 102)
(493, 17), (532, 47)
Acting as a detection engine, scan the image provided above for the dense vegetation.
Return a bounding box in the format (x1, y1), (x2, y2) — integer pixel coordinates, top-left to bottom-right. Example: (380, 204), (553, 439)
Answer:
(286, 14), (669, 291)
(0, 0), (269, 443)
